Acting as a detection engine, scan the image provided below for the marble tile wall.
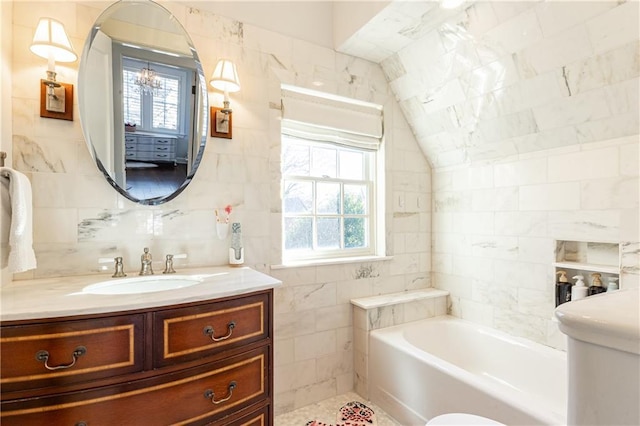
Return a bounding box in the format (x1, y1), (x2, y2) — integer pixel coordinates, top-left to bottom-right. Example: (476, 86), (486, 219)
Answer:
(371, 1), (639, 167)
(7, 1), (431, 415)
(432, 135), (639, 348)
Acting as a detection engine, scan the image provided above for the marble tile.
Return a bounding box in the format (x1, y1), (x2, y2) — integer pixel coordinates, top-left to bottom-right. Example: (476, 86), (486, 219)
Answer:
(548, 146), (620, 182)
(293, 282), (337, 311)
(493, 259), (549, 292)
(460, 56), (521, 97)
(471, 187), (518, 212)
(620, 141), (640, 177)
(519, 182), (581, 211)
(604, 78), (639, 116)
(469, 235), (519, 260)
(533, 88), (611, 131)
(295, 330), (337, 361)
(547, 210), (622, 242)
(585, 1), (640, 54)
(491, 1), (538, 24)
(480, 8), (543, 55)
(513, 23), (593, 79)
(564, 41), (640, 97)
(494, 212), (548, 237)
(575, 111), (640, 145)
(581, 177), (639, 210)
(621, 242), (640, 277)
(534, 1), (616, 38)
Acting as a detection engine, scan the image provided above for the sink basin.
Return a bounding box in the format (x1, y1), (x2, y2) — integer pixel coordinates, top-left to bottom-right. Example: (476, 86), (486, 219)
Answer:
(82, 275), (205, 295)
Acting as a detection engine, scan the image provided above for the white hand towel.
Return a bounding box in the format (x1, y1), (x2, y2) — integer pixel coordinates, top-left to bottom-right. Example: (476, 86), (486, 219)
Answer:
(0, 167), (37, 273)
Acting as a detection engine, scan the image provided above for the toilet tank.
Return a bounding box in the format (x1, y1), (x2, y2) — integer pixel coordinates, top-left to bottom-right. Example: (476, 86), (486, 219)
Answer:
(555, 288), (640, 425)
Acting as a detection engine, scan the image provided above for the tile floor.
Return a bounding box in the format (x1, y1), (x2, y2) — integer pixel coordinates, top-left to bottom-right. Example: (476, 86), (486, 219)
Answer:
(274, 392), (402, 425)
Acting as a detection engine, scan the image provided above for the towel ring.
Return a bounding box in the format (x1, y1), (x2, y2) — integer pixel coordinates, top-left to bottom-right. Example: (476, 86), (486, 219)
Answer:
(0, 151), (6, 167)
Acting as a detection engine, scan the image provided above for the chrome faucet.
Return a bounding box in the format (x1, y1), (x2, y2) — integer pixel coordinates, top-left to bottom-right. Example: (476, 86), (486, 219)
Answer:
(139, 247), (154, 275)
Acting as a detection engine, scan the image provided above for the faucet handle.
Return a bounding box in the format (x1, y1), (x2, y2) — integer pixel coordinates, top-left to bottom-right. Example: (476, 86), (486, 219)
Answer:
(163, 253), (186, 274)
(98, 257), (127, 278)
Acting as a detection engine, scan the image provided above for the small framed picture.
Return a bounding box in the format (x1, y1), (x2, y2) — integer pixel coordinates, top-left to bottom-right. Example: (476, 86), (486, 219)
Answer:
(40, 81), (73, 121)
(210, 107), (232, 139)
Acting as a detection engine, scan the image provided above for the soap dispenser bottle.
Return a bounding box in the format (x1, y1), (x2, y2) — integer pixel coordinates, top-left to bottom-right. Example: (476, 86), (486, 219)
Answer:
(606, 277), (619, 292)
(555, 270), (572, 306)
(588, 273), (606, 296)
(571, 275), (588, 301)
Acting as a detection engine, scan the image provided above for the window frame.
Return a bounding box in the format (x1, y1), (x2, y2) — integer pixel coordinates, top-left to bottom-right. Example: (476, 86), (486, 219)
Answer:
(122, 57), (189, 135)
(282, 136), (379, 262)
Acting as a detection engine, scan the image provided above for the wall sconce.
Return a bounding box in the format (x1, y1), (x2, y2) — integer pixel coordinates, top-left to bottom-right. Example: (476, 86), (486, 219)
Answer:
(209, 59), (240, 139)
(30, 17), (77, 120)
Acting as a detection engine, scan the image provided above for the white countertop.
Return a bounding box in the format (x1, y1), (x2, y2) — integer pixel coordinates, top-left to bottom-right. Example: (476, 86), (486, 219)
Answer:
(0, 266), (282, 322)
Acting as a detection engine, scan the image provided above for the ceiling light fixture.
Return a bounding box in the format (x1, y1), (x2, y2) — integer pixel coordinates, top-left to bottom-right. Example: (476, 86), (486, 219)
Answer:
(135, 62), (162, 96)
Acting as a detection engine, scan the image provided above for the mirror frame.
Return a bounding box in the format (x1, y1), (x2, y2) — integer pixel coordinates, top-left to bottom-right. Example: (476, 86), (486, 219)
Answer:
(78, 0), (208, 205)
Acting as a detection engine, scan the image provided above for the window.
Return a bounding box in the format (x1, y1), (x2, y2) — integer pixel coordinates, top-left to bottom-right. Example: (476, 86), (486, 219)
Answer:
(122, 58), (187, 133)
(281, 86), (384, 262)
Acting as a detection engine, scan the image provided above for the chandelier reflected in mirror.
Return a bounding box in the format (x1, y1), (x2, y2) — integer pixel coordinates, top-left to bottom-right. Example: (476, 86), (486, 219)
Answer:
(134, 62), (161, 96)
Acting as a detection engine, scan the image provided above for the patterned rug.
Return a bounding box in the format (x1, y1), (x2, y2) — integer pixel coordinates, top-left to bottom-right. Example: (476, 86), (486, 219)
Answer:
(306, 401), (376, 426)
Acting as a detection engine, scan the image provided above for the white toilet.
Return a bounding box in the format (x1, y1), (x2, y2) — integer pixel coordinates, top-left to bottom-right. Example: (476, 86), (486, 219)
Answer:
(426, 413), (505, 425)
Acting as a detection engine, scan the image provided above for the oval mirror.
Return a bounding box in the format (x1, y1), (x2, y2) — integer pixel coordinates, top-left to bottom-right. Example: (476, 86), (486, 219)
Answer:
(79, 0), (208, 205)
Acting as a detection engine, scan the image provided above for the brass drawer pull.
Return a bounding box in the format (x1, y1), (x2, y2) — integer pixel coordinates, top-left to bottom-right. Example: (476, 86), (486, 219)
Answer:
(203, 321), (236, 342)
(35, 346), (87, 370)
(75, 422), (88, 426)
(204, 381), (237, 405)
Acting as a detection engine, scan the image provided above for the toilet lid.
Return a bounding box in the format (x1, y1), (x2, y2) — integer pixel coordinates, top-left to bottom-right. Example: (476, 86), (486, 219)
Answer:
(426, 413), (505, 425)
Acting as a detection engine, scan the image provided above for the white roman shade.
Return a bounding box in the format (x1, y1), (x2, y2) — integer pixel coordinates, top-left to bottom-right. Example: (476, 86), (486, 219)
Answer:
(281, 86), (383, 151)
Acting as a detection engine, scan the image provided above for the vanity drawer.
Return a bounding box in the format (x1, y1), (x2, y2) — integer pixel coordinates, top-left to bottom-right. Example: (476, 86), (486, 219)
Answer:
(0, 346), (269, 426)
(153, 292), (270, 367)
(219, 403), (270, 426)
(0, 314), (144, 393)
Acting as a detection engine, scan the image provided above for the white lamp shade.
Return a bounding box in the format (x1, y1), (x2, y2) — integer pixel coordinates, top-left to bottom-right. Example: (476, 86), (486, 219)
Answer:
(30, 18), (77, 63)
(209, 59), (241, 93)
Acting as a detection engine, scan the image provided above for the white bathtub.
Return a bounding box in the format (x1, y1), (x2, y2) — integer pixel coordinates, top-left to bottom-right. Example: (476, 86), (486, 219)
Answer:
(369, 316), (567, 426)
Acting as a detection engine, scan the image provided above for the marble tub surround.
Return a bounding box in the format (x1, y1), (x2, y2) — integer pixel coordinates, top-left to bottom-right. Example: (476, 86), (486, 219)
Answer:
(0, 266), (281, 321)
(351, 289), (449, 399)
(335, 0), (639, 350)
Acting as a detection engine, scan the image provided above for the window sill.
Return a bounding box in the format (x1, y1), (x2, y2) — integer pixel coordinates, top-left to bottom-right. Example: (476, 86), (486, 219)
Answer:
(271, 255), (393, 270)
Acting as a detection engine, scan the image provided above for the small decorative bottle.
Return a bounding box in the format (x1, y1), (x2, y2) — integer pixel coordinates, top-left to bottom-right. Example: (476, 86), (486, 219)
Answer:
(229, 222), (244, 266)
(588, 273), (606, 296)
(555, 270), (572, 307)
(571, 275), (588, 301)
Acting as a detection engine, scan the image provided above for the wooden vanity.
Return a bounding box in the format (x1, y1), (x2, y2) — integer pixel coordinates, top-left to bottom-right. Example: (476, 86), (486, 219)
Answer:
(0, 267), (279, 425)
